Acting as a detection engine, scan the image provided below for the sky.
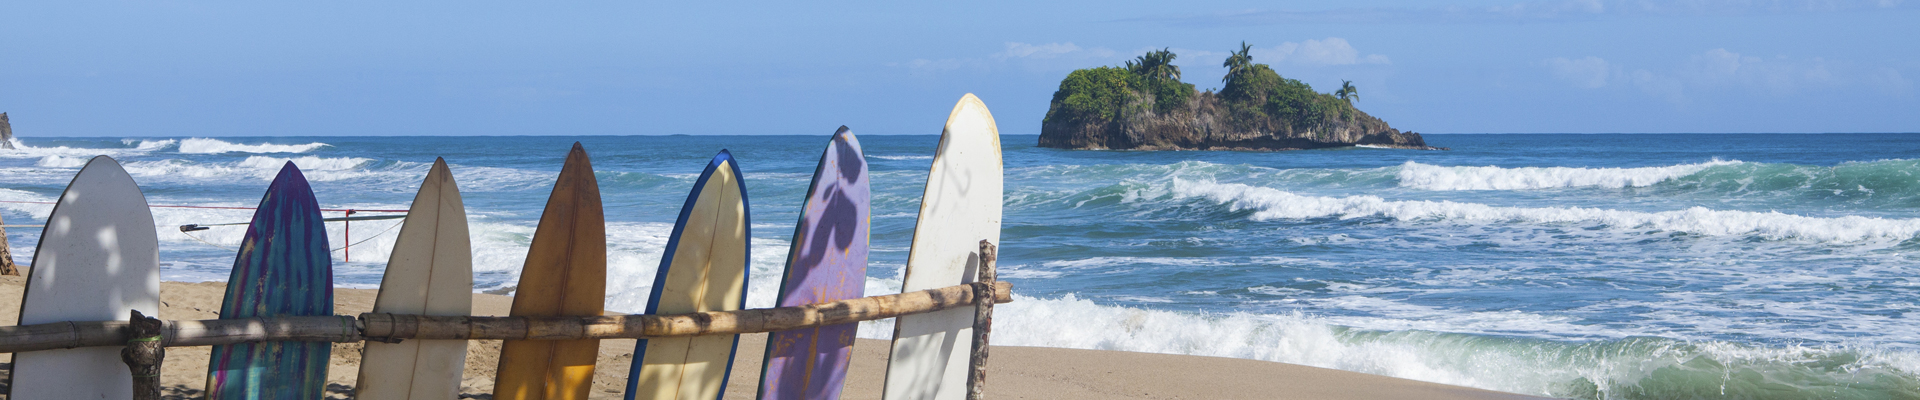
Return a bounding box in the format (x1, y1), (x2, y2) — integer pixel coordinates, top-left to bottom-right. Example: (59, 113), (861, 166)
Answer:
(3, 0), (1917, 136)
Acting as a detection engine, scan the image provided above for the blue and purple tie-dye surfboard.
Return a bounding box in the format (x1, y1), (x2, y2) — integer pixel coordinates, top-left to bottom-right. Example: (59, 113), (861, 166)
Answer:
(205, 162), (334, 400)
(759, 127), (870, 400)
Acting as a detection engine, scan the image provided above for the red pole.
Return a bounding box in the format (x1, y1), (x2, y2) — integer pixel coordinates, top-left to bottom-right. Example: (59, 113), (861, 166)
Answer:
(343, 210), (354, 263)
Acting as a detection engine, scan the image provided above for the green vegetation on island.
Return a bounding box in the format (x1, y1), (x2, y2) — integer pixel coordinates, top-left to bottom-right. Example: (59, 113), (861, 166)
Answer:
(1038, 43), (1431, 151)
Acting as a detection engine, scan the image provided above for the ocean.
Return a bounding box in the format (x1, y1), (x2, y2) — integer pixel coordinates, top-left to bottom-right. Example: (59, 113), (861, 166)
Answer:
(2, 133), (1918, 399)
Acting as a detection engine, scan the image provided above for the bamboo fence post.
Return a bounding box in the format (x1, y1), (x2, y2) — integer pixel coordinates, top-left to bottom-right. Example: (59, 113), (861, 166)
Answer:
(0, 212), (18, 276)
(121, 310), (163, 400)
(967, 239), (999, 400)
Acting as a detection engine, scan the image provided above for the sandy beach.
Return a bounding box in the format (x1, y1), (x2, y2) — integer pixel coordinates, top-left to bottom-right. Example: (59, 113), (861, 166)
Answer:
(0, 274), (1547, 399)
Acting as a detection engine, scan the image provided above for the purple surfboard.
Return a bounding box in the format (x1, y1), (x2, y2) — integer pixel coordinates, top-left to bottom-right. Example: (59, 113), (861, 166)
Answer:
(759, 126), (870, 400)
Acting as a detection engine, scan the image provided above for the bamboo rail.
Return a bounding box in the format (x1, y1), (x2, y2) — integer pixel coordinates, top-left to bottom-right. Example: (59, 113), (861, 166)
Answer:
(0, 281), (1012, 353)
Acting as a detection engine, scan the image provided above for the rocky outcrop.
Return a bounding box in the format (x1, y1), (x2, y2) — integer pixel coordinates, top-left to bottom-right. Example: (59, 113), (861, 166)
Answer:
(1, 113), (12, 150)
(1040, 92), (1432, 151)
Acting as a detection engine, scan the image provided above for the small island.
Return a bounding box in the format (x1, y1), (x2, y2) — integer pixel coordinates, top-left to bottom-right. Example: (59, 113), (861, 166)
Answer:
(1038, 44), (1436, 151)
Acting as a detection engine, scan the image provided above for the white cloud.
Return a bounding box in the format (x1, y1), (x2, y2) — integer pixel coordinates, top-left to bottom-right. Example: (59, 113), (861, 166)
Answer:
(1547, 48), (1890, 105)
(1630, 69), (1687, 105)
(1545, 56), (1611, 88)
(1139, 0), (1916, 25)
(1250, 38), (1391, 66)
(885, 58), (985, 74)
(994, 42), (1116, 60)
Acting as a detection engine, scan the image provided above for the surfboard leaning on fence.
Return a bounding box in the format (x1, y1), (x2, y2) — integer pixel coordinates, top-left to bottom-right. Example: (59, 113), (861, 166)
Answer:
(884, 94), (1005, 400)
(356, 158), (474, 400)
(11, 156), (160, 400)
(493, 143), (608, 400)
(626, 150), (752, 400)
(205, 162), (335, 400)
(760, 127), (870, 400)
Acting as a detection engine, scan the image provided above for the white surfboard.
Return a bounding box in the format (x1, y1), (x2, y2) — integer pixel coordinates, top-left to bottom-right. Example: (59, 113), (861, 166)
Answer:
(356, 158), (474, 399)
(12, 156), (161, 400)
(882, 94), (1004, 400)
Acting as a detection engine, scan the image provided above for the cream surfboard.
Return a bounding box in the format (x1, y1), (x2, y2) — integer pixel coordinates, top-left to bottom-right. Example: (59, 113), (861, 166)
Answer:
(882, 94), (1004, 400)
(355, 158), (474, 399)
(11, 156), (161, 400)
(625, 150), (751, 400)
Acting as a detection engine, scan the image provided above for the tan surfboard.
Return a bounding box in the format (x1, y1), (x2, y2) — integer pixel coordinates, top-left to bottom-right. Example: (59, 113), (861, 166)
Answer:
(882, 94), (1004, 400)
(355, 158), (474, 399)
(492, 143), (607, 400)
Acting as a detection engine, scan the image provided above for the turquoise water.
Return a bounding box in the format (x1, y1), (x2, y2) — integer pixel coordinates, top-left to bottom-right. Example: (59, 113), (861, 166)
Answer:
(3, 133), (1918, 399)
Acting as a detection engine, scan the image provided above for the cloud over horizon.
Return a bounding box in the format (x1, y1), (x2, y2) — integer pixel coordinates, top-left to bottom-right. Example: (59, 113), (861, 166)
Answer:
(1134, 0), (1915, 25)
(1543, 48), (1897, 105)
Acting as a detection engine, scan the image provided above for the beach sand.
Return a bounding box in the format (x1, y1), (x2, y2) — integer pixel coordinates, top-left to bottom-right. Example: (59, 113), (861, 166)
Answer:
(0, 274), (1548, 399)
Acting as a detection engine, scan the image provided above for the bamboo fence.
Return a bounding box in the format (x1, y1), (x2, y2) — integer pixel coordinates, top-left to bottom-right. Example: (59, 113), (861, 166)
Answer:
(2, 237), (1013, 399)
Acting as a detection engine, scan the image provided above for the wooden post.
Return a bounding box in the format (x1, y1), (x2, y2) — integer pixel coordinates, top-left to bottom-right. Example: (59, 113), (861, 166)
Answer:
(121, 310), (163, 400)
(0, 212), (18, 276)
(967, 239), (999, 400)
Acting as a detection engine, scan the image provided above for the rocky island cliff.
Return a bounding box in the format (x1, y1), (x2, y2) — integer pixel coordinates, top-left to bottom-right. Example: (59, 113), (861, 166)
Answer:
(1038, 46), (1434, 151)
(1, 113), (13, 150)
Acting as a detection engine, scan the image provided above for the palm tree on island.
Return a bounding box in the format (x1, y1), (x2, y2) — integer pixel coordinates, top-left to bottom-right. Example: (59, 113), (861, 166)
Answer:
(1222, 41), (1253, 84)
(1126, 48), (1181, 82)
(1336, 80), (1358, 104)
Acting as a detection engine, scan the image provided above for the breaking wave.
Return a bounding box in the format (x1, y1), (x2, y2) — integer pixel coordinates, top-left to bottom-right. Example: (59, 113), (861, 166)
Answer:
(1170, 180), (1920, 243)
(177, 138), (329, 154)
(1396, 160), (1745, 191)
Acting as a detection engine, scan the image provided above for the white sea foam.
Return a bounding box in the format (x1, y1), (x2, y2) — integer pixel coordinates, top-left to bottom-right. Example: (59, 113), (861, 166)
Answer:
(34, 155), (90, 168)
(986, 294), (1920, 398)
(0, 140), (168, 158)
(0, 188), (54, 219)
(1395, 159), (1743, 191)
(871, 155), (933, 161)
(177, 138), (329, 154)
(1172, 180), (1920, 243)
(123, 139), (178, 151)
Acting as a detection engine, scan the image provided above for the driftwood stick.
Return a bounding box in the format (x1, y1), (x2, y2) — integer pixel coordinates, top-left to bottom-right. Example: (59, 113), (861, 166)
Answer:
(0, 212), (17, 276)
(967, 240), (999, 400)
(0, 281), (1013, 353)
(121, 310), (164, 400)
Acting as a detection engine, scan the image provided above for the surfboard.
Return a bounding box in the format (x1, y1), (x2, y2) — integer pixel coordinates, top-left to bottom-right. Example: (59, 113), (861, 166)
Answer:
(356, 158), (473, 399)
(206, 161), (335, 400)
(625, 150), (751, 400)
(882, 94), (1004, 400)
(11, 156), (160, 400)
(758, 127), (869, 400)
(493, 143), (607, 400)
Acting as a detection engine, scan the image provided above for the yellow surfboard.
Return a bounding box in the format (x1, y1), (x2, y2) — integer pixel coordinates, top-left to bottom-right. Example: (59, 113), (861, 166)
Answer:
(493, 143), (607, 400)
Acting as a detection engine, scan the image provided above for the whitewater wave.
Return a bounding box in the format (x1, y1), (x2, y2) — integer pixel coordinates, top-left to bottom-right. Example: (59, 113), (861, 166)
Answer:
(1171, 180), (1920, 243)
(990, 295), (1920, 399)
(114, 139), (179, 151)
(1396, 160), (1744, 191)
(177, 138), (328, 154)
(115, 156), (379, 182)
(871, 155), (933, 161)
(35, 155), (90, 168)
(0, 139), (171, 158)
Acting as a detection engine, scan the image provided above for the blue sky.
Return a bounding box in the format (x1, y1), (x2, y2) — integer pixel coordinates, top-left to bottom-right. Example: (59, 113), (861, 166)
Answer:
(3, 0), (1916, 136)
